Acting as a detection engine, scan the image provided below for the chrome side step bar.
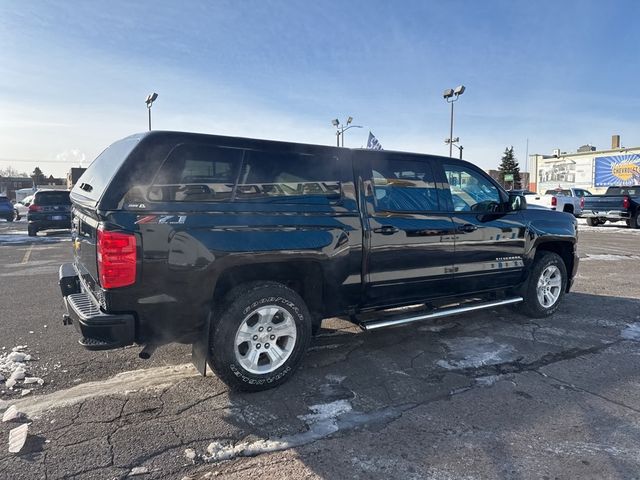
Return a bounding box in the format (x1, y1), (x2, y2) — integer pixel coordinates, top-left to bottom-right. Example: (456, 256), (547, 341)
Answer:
(361, 297), (523, 331)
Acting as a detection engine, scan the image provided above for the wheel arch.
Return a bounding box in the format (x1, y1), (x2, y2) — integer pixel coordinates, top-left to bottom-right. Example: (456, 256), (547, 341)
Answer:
(533, 240), (574, 292)
(212, 261), (326, 329)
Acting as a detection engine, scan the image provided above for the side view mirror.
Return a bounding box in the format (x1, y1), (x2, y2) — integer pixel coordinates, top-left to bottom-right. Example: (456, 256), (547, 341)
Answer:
(509, 193), (527, 211)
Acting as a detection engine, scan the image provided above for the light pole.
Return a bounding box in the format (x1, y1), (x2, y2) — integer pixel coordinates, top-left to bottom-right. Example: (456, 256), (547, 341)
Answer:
(443, 85), (465, 157)
(332, 116), (363, 147)
(446, 139), (464, 159)
(145, 92), (158, 131)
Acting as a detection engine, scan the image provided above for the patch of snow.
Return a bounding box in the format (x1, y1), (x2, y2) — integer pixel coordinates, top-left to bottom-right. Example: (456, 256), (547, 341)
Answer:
(475, 374), (506, 387)
(20, 389), (31, 397)
(201, 400), (353, 463)
(184, 448), (197, 461)
(582, 254), (640, 261)
(621, 323), (640, 341)
(2, 405), (22, 422)
(0, 363), (197, 417)
(437, 336), (515, 370)
(23, 377), (44, 385)
(325, 374), (347, 384)
(8, 423), (29, 453)
(128, 466), (149, 476)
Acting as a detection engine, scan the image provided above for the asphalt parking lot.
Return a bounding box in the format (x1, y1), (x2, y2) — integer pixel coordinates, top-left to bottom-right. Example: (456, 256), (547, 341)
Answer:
(1, 219), (639, 479)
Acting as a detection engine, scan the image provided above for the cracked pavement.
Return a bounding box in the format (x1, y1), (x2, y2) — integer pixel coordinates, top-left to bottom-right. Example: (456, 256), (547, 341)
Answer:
(1, 220), (640, 479)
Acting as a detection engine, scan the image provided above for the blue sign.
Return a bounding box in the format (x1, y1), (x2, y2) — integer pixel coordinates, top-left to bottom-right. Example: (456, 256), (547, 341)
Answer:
(594, 154), (640, 187)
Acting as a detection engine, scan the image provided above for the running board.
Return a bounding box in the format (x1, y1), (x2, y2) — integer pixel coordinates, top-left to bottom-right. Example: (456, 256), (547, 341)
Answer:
(360, 297), (523, 331)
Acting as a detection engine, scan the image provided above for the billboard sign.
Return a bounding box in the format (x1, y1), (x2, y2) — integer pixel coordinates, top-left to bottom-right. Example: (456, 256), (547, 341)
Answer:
(594, 154), (640, 187)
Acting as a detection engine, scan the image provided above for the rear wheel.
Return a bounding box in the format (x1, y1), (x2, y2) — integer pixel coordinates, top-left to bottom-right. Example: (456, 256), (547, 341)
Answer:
(630, 212), (640, 229)
(519, 252), (567, 318)
(209, 281), (312, 392)
(27, 225), (37, 237)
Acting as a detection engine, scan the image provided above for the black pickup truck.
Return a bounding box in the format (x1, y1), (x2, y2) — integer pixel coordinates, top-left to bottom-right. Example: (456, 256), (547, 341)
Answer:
(581, 186), (640, 228)
(59, 131), (579, 391)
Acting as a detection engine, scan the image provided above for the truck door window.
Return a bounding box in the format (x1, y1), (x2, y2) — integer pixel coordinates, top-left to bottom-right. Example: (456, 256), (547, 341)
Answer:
(370, 157), (439, 212)
(443, 165), (502, 212)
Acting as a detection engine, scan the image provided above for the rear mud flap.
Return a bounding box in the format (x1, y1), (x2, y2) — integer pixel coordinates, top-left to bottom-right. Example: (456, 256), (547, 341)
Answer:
(191, 312), (211, 376)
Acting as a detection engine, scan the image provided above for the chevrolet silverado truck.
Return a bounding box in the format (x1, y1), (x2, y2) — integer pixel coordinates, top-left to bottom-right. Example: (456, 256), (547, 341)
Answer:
(581, 185), (640, 228)
(525, 187), (592, 216)
(59, 131), (579, 391)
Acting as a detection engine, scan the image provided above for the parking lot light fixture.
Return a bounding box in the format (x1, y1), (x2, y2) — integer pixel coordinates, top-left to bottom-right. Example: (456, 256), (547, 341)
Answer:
(332, 116), (363, 147)
(443, 85), (465, 157)
(145, 92), (159, 131)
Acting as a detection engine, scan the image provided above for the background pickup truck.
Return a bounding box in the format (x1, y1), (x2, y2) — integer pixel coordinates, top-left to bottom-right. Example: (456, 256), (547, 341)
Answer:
(524, 187), (592, 216)
(581, 186), (640, 228)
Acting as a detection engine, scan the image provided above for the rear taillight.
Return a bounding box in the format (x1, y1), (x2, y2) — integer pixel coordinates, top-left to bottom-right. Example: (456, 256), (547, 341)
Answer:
(580, 197), (585, 209)
(97, 226), (137, 289)
(551, 196), (557, 207)
(28, 204), (41, 212)
(623, 196), (630, 209)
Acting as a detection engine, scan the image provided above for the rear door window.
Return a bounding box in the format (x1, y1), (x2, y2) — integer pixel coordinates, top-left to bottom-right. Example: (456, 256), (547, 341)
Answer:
(370, 156), (440, 212)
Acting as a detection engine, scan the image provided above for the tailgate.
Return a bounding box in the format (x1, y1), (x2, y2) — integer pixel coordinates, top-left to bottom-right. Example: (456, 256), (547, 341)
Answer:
(582, 195), (625, 211)
(525, 194), (553, 208)
(71, 207), (103, 303)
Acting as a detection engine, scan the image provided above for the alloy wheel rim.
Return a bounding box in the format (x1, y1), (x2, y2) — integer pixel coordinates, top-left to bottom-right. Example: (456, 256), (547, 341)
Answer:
(234, 305), (297, 374)
(536, 265), (562, 308)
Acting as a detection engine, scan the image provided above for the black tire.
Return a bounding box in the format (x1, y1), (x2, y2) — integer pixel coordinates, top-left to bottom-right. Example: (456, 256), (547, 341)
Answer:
(209, 281), (312, 392)
(519, 252), (567, 318)
(27, 225), (37, 237)
(630, 212), (640, 229)
(586, 217), (597, 227)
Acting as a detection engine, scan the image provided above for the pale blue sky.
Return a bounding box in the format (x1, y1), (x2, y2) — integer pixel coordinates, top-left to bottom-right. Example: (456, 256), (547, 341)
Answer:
(1, 0), (639, 177)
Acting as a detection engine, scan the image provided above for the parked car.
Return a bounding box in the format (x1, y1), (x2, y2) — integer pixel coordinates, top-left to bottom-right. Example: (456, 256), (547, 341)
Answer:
(12, 195), (33, 220)
(581, 185), (640, 228)
(27, 190), (72, 236)
(525, 187), (592, 216)
(0, 195), (16, 222)
(59, 131), (579, 391)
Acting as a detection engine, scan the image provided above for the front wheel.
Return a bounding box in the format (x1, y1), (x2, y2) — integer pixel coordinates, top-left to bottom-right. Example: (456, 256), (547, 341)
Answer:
(586, 217), (599, 227)
(27, 225), (37, 236)
(519, 252), (567, 318)
(630, 212), (640, 229)
(209, 281), (312, 392)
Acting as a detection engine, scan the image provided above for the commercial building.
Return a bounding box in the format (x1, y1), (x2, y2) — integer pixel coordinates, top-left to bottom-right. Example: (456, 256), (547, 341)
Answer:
(67, 167), (86, 189)
(0, 176), (33, 200)
(530, 135), (640, 194)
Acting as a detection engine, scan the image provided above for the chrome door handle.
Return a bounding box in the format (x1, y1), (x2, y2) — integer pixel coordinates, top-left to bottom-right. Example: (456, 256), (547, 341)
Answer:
(458, 224), (478, 233)
(373, 225), (400, 235)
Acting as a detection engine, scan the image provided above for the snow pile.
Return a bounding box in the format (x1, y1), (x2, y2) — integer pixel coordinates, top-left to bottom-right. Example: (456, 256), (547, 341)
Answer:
(189, 399), (354, 463)
(0, 346), (44, 393)
(436, 336), (515, 370)
(621, 323), (640, 341)
(8, 423), (29, 453)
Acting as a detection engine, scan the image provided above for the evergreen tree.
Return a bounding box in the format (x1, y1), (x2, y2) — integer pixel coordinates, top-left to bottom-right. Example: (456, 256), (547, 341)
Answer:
(32, 166), (45, 185)
(498, 146), (521, 189)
